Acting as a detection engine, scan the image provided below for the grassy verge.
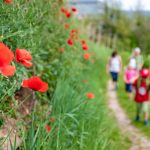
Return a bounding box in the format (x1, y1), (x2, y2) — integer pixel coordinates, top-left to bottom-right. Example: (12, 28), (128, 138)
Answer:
(21, 44), (131, 150)
(0, 0), (131, 149)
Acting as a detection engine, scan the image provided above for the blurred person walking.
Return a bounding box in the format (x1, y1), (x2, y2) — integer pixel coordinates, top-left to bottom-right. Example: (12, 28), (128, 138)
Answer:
(124, 63), (138, 100)
(133, 68), (150, 126)
(106, 51), (122, 90)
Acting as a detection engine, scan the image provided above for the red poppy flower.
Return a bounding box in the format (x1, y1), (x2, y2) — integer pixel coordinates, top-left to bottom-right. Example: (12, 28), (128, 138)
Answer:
(80, 40), (86, 45)
(45, 124), (51, 133)
(50, 117), (55, 123)
(3, 0), (13, 4)
(65, 12), (72, 18)
(60, 7), (68, 14)
(71, 29), (79, 34)
(15, 48), (32, 68)
(0, 43), (14, 66)
(58, 48), (64, 53)
(64, 23), (70, 29)
(22, 76), (48, 92)
(0, 43), (16, 76)
(86, 92), (95, 99)
(67, 39), (73, 46)
(83, 53), (91, 60)
(71, 8), (77, 12)
(82, 44), (88, 51)
(0, 65), (16, 76)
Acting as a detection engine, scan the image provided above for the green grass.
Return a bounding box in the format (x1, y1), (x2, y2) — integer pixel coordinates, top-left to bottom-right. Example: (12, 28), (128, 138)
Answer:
(19, 44), (131, 150)
(0, 0), (131, 149)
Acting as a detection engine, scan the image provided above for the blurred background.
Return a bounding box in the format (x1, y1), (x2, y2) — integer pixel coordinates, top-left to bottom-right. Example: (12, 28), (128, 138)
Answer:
(68, 0), (150, 54)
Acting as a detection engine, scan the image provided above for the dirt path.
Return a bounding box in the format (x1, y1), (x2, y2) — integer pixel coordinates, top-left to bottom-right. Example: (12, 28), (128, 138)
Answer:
(107, 81), (150, 150)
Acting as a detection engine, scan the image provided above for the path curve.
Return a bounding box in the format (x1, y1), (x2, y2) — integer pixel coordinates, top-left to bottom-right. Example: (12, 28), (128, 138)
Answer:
(107, 80), (150, 150)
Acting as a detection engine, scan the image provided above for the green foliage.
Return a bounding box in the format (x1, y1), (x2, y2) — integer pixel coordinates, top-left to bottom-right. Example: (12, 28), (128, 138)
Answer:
(0, 0), (131, 149)
(88, 1), (150, 53)
(21, 45), (130, 150)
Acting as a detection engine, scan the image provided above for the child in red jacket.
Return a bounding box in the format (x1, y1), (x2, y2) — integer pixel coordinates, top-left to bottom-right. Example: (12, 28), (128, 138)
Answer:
(133, 68), (150, 126)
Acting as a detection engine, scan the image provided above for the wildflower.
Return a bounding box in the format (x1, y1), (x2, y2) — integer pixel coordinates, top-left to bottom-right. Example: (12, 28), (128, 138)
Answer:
(45, 124), (51, 133)
(60, 7), (72, 18)
(64, 23), (70, 29)
(65, 12), (72, 18)
(0, 65), (16, 77)
(82, 44), (88, 51)
(80, 40), (86, 45)
(71, 29), (79, 34)
(83, 53), (91, 60)
(71, 8), (77, 12)
(67, 39), (73, 46)
(22, 76), (48, 92)
(3, 0), (13, 4)
(58, 48), (64, 53)
(15, 48), (32, 68)
(70, 34), (77, 40)
(50, 117), (55, 123)
(0, 43), (16, 76)
(86, 92), (95, 99)
(60, 7), (67, 13)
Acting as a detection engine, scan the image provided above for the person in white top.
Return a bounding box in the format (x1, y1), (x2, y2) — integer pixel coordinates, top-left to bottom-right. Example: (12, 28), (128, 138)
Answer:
(106, 51), (122, 90)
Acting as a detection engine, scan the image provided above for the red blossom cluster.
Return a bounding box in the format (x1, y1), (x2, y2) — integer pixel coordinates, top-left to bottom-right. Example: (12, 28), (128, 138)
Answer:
(60, 7), (72, 18)
(45, 124), (51, 133)
(60, 6), (92, 61)
(60, 6), (96, 100)
(45, 117), (55, 133)
(60, 7), (77, 18)
(0, 42), (48, 92)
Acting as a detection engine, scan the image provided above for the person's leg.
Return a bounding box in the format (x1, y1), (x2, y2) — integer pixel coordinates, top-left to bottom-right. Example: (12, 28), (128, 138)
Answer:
(128, 84), (133, 100)
(113, 72), (118, 90)
(110, 72), (117, 90)
(126, 83), (133, 100)
(135, 103), (141, 121)
(143, 102), (149, 125)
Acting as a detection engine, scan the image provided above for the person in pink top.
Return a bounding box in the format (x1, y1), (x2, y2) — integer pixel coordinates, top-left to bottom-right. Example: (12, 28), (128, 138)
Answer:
(124, 63), (139, 99)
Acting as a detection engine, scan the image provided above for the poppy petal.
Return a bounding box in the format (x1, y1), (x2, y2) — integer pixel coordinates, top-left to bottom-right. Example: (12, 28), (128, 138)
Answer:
(16, 48), (32, 68)
(16, 48), (32, 61)
(21, 60), (33, 68)
(22, 79), (29, 88)
(0, 43), (14, 67)
(39, 82), (48, 92)
(22, 76), (48, 92)
(0, 65), (16, 76)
